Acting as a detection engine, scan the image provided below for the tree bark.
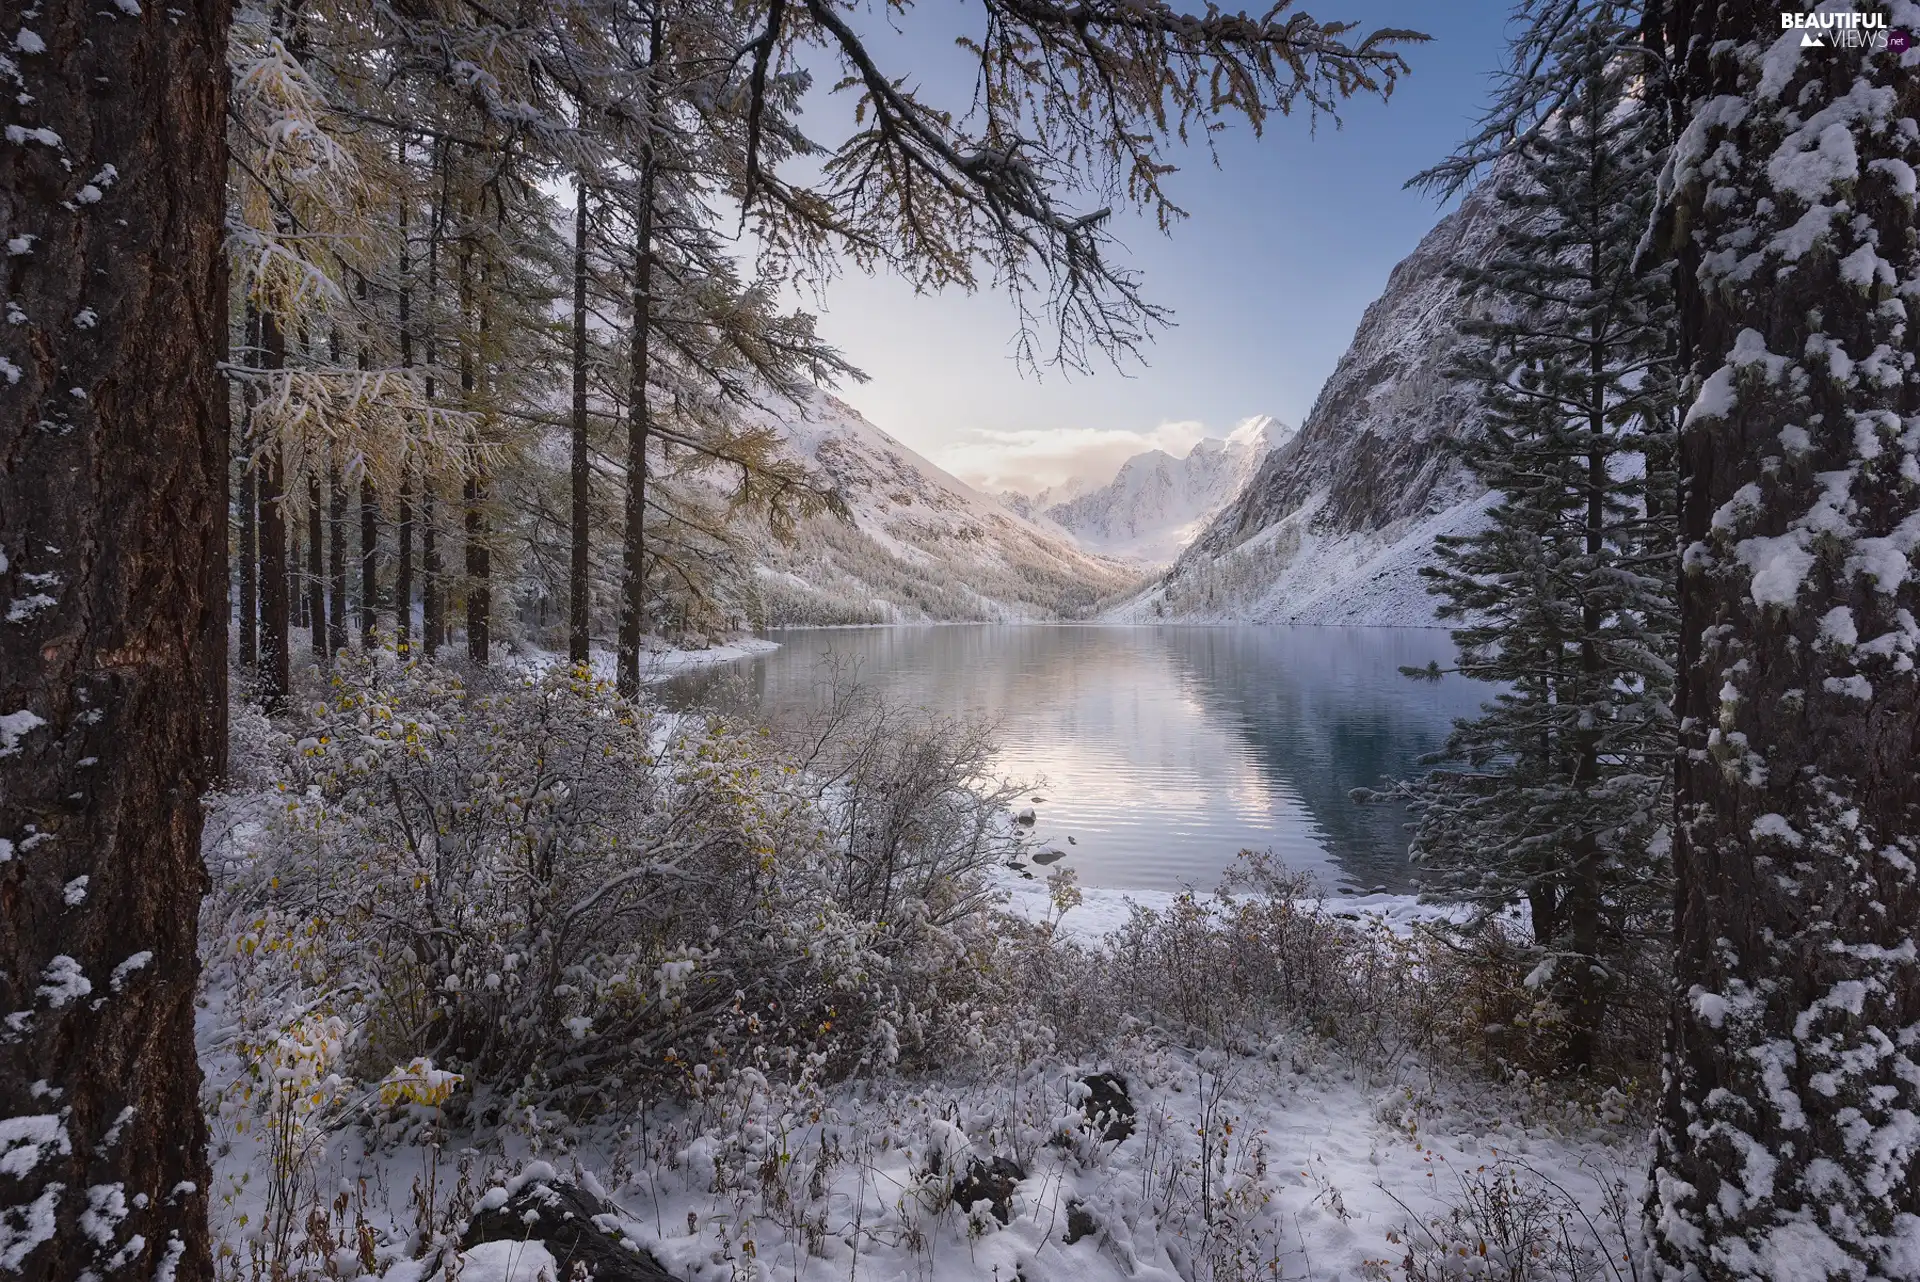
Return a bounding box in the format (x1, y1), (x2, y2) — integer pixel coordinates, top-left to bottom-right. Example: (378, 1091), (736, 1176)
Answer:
(571, 177), (593, 665)
(618, 10), (665, 698)
(257, 311), (290, 705)
(1648, 3), (1920, 1272)
(0, 0), (226, 1275)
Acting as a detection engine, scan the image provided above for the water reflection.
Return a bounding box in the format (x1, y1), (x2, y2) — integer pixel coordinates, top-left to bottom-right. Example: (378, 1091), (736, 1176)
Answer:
(662, 625), (1491, 893)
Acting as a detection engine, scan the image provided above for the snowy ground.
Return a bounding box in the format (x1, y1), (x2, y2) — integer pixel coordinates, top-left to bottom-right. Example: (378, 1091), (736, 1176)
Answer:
(203, 861), (1623, 1282)
(205, 1020), (1640, 1282)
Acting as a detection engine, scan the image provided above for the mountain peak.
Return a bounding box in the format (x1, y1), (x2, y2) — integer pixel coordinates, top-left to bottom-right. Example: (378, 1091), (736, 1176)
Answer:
(1029, 421), (1286, 566)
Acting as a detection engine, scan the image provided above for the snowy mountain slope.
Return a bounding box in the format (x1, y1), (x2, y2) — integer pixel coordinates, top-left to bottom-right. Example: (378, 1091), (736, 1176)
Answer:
(1110, 177), (1505, 626)
(1030, 416), (1289, 565)
(747, 393), (1144, 624)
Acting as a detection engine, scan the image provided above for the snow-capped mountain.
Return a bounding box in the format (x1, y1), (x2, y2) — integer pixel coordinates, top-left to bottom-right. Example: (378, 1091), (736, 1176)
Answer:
(1029, 416), (1288, 565)
(748, 393), (1144, 625)
(1108, 177), (1505, 626)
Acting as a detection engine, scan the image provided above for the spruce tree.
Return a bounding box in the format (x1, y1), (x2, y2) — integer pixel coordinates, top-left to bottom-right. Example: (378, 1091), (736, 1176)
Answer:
(1387, 24), (1678, 1071)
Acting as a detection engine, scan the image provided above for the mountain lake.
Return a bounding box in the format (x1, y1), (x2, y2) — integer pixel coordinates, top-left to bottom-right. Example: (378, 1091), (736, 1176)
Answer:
(664, 624), (1494, 894)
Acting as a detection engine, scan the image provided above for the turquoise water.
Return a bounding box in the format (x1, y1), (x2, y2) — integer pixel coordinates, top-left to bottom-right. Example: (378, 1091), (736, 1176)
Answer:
(665, 624), (1491, 893)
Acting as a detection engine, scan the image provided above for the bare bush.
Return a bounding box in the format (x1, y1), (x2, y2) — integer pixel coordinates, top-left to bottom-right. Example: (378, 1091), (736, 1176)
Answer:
(206, 652), (1038, 1114)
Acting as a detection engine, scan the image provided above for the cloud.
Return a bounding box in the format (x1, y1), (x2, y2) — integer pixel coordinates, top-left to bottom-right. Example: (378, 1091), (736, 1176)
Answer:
(936, 420), (1217, 496)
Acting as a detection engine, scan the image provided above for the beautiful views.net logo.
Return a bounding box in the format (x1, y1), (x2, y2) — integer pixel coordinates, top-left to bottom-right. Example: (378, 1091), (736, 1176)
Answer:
(1780, 9), (1908, 51)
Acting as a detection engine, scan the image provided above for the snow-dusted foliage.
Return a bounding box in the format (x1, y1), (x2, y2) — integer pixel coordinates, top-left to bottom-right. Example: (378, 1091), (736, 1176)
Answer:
(205, 654), (1040, 1114)
(1647, 12), (1920, 1278)
(1375, 23), (1679, 1076)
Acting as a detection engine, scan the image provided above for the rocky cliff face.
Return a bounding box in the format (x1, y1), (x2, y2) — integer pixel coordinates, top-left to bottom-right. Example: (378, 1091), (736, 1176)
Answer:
(1110, 178), (1505, 626)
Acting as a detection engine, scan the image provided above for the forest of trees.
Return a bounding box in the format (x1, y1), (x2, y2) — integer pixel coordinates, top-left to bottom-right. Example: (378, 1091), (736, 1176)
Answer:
(2, 0), (1917, 1279)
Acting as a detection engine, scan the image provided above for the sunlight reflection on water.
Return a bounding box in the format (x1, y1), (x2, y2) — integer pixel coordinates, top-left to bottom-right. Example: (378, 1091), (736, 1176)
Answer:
(665, 624), (1493, 893)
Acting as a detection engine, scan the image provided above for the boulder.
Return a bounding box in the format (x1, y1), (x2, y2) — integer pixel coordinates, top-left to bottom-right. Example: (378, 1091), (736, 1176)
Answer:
(1078, 1073), (1136, 1143)
(462, 1165), (675, 1282)
(1064, 1199), (1098, 1245)
(951, 1155), (1025, 1225)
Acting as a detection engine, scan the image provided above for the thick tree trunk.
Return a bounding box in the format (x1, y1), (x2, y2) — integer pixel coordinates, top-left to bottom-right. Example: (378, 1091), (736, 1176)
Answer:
(571, 178), (593, 665)
(1648, 4), (1920, 1273)
(0, 1), (226, 1275)
(257, 312), (290, 705)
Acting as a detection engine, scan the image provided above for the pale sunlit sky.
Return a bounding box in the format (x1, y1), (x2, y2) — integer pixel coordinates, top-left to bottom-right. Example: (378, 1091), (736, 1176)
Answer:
(794, 2), (1511, 495)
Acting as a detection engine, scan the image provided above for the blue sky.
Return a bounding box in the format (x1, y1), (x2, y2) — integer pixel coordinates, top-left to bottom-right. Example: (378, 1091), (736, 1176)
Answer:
(799, 2), (1512, 493)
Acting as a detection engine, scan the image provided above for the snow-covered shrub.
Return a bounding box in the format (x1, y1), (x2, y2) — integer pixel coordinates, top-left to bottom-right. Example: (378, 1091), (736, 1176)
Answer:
(209, 653), (1051, 1110)
(1106, 853), (1427, 1060)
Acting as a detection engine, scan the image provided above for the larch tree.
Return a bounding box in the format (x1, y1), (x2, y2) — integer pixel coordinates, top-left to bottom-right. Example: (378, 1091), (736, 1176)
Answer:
(1646, 1), (1920, 1274)
(0, 0), (228, 1277)
(1382, 20), (1679, 1073)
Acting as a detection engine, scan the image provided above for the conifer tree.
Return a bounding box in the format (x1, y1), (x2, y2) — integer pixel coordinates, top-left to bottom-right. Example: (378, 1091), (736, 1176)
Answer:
(1645, 2), (1920, 1272)
(1382, 23), (1678, 1071)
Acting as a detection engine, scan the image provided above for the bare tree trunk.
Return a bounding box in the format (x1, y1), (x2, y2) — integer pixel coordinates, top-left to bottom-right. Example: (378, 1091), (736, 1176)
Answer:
(423, 485), (441, 657)
(359, 478), (378, 649)
(0, 1), (225, 1274)
(329, 460), (346, 649)
(395, 151), (414, 653)
(258, 311), (290, 705)
(570, 177), (593, 665)
(237, 304), (259, 668)
(465, 470), (490, 664)
(1648, 2), (1920, 1271)
(422, 144), (444, 659)
(618, 11), (664, 698)
(307, 472), (327, 659)
(396, 472), (413, 651)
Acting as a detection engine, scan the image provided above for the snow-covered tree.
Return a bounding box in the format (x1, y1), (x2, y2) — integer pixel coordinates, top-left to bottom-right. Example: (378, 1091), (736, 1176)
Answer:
(1644, 3), (1920, 1274)
(1387, 21), (1678, 1072)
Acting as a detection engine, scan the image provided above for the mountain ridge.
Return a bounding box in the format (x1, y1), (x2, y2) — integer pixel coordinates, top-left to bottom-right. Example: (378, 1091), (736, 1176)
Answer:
(1002, 416), (1290, 566)
(1107, 178), (1505, 626)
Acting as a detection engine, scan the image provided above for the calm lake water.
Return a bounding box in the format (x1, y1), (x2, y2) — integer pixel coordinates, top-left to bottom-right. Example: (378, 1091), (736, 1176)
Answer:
(665, 625), (1492, 894)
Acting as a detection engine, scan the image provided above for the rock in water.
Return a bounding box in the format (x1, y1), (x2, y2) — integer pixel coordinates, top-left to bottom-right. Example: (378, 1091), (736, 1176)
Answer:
(463, 1166), (675, 1281)
(1033, 849), (1066, 866)
(1014, 809), (1036, 826)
